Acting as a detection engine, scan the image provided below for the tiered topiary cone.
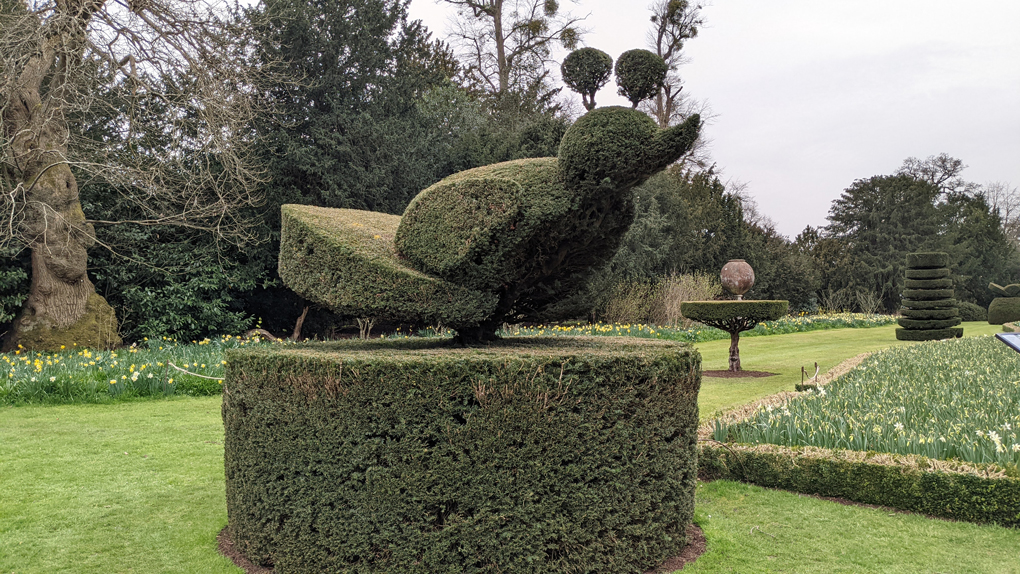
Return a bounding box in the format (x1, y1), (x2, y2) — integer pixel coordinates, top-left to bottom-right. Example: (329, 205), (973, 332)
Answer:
(896, 252), (962, 340)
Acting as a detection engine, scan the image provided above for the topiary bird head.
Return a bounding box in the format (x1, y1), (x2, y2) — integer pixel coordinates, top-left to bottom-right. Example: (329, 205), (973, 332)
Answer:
(558, 106), (700, 198)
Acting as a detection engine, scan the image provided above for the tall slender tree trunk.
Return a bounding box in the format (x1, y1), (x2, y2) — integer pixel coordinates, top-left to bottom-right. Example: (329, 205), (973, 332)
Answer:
(1, 4), (121, 351)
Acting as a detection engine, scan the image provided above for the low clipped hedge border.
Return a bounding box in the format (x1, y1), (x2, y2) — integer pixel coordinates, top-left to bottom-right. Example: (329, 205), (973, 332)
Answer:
(698, 442), (1020, 527)
(223, 337), (701, 574)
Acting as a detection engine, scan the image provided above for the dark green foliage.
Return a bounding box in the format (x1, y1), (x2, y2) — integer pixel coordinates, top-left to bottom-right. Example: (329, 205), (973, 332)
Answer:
(278, 205), (496, 327)
(988, 297), (1020, 325)
(698, 443), (1020, 527)
(901, 298), (957, 310)
(904, 278), (953, 290)
(897, 252), (960, 340)
(561, 47), (613, 111)
(905, 268), (951, 279)
(388, 107), (700, 339)
(821, 175), (942, 312)
(680, 301), (789, 325)
(899, 307), (959, 320)
(957, 301), (987, 322)
(901, 288), (954, 300)
(223, 337), (702, 573)
(989, 282), (1020, 297)
(0, 249), (29, 326)
(896, 318), (964, 330)
(896, 327), (963, 341)
(906, 252), (949, 269)
(251, 0), (458, 215)
(614, 49), (668, 108)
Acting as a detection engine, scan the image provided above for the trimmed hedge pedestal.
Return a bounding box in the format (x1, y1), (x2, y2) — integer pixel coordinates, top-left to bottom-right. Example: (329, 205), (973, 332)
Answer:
(680, 300), (788, 371)
(223, 337), (701, 573)
(896, 252), (962, 341)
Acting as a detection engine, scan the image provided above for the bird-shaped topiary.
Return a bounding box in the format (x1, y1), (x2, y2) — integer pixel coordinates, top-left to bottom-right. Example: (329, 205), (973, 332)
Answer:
(279, 106), (701, 343)
(988, 282), (1020, 325)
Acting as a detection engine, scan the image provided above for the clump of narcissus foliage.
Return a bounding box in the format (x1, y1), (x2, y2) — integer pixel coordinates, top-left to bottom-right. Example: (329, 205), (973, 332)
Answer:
(280, 107), (699, 343)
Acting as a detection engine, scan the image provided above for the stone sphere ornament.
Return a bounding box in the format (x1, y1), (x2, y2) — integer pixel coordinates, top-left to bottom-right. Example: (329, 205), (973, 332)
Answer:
(721, 259), (755, 300)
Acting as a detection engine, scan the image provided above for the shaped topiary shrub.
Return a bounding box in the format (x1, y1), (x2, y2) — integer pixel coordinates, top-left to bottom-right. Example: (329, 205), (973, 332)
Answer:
(680, 300), (788, 371)
(896, 252), (962, 340)
(614, 48), (668, 108)
(224, 337), (701, 573)
(561, 47), (614, 111)
(242, 82), (708, 574)
(281, 105), (700, 343)
(987, 282), (1020, 325)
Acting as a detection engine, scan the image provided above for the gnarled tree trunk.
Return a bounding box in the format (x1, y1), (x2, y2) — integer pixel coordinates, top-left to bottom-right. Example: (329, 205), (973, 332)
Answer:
(1, 0), (121, 351)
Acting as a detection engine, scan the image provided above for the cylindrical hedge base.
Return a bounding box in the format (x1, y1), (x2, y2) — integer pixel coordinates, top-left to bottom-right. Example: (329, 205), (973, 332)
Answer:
(223, 337), (702, 574)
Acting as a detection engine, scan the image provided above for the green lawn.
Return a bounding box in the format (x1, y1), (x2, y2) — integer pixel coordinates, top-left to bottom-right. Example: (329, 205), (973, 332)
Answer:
(1, 322), (1016, 573)
(696, 321), (1002, 419)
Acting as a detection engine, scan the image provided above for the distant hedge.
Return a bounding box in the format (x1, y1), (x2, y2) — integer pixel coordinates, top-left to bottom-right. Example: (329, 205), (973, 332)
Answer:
(699, 443), (1020, 527)
(224, 337), (701, 573)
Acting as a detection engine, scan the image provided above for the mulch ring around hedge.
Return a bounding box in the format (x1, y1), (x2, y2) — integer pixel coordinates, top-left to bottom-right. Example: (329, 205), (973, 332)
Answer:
(702, 369), (777, 378)
(217, 524), (709, 573)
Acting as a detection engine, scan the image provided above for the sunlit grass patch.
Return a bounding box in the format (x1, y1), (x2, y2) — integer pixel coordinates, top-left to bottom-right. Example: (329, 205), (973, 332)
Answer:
(718, 335), (1020, 468)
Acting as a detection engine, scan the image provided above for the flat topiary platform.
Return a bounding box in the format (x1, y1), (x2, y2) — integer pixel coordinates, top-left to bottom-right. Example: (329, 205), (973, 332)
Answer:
(223, 336), (701, 574)
(279, 204), (498, 326)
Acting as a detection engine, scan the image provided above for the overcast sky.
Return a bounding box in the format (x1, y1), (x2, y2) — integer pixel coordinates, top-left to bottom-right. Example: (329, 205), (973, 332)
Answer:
(407, 0), (1020, 238)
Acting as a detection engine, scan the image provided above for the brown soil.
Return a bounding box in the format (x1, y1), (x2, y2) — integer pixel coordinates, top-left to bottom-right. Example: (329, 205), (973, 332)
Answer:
(218, 523), (708, 573)
(702, 369), (777, 378)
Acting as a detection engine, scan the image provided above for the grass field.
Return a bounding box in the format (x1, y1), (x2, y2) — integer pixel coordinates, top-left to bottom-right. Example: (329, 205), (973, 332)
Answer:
(2, 321), (1017, 573)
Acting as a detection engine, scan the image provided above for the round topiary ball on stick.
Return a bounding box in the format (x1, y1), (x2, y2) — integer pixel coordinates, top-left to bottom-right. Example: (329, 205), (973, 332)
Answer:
(561, 47), (614, 111)
(614, 49), (668, 108)
(681, 260), (788, 372)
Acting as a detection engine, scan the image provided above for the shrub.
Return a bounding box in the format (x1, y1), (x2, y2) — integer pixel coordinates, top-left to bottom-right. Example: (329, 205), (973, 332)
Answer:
(988, 297), (1020, 325)
(223, 336), (702, 573)
(652, 271), (723, 327)
(906, 251), (949, 268)
(897, 251), (960, 341)
(278, 204), (498, 327)
(390, 106), (700, 341)
(680, 300), (788, 371)
(957, 301), (987, 322)
(699, 443), (1020, 527)
(561, 47), (614, 111)
(614, 49), (668, 107)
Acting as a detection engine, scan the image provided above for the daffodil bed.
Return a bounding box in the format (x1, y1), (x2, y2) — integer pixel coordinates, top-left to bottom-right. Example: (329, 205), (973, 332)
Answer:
(0, 334), (284, 405)
(504, 312), (896, 342)
(714, 336), (1020, 468)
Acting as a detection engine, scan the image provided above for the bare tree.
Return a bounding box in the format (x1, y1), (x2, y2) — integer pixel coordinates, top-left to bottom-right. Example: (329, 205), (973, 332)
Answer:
(982, 181), (1020, 246)
(638, 0), (712, 170)
(442, 0), (585, 96)
(641, 0), (703, 128)
(1, 0), (266, 351)
(897, 153), (980, 196)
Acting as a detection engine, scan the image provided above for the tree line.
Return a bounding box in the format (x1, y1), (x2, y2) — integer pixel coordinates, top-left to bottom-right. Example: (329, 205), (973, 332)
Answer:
(1, 0), (1016, 347)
